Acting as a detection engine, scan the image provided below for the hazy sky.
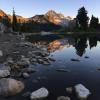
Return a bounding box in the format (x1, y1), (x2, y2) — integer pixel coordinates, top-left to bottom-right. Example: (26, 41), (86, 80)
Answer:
(0, 0), (99, 18)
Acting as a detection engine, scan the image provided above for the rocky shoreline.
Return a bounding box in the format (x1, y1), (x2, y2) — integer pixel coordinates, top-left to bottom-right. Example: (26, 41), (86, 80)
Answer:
(0, 33), (91, 100)
(0, 33), (56, 99)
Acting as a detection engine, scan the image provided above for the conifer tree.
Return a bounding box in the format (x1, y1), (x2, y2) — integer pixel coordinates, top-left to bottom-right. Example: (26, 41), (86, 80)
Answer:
(76, 7), (89, 29)
(12, 8), (18, 32)
(90, 15), (99, 29)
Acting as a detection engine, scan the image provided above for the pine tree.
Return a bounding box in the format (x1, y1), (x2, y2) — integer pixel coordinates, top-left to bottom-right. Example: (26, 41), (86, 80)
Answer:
(76, 7), (89, 29)
(90, 15), (99, 29)
(12, 8), (18, 32)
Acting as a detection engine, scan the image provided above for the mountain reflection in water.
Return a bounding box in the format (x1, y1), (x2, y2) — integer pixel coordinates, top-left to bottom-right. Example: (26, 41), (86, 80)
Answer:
(28, 34), (100, 57)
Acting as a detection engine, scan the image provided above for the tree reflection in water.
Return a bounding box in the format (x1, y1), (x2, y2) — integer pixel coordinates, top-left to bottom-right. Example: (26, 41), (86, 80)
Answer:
(74, 36), (87, 57)
(28, 34), (100, 57)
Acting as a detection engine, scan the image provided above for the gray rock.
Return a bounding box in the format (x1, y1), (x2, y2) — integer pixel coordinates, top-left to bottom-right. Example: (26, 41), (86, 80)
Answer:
(57, 96), (70, 100)
(41, 48), (47, 51)
(0, 70), (10, 78)
(0, 64), (11, 71)
(16, 59), (30, 68)
(7, 57), (14, 64)
(31, 58), (37, 63)
(21, 56), (30, 65)
(30, 87), (49, 100)
(37, 59), (44, 64)
(20, 42), (33, 47)
(0, 78), (24, 96)
(75, 84), (91, 99)
(22, 73), (30, 78)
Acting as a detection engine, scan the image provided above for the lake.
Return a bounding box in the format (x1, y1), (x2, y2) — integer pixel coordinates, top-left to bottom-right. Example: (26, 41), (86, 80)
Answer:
(1, 34), (100, 100)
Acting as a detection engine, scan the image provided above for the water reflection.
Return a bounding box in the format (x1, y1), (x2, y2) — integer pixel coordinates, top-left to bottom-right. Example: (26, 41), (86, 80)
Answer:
(28, 34), (100, 57)
(89, 36), (98, 49)
(25, 34), (100, 100)
(74, 36), (87, 56)
(47, 39), (73, 52)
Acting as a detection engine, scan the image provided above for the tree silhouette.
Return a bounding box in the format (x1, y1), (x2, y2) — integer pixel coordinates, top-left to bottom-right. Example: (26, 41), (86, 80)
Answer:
(76, 7), (89, 29)
(90, 15), (99, 29)
(12, 8), (18, 32)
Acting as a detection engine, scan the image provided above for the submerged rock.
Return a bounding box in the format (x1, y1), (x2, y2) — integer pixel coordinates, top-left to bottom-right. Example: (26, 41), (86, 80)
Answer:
(84, 56), (89, 59)
(75, 84), (91, 99)
(66, 87), (73, 94)
(97, 68), (100, 71)
(30, 87), (49, 100)
(0, 78), (24, 96)
(56, 69), (71, 72)
(49, 58), (56, 61)
(32, 79), (39, 83)
(22, 92), (31, 97)
(57, 96), (70, 100)
(71, 59), (80, 62)
(0, 70), (10, 78)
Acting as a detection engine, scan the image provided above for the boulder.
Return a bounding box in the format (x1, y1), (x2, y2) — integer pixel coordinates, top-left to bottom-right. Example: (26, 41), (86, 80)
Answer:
(75, 84), (91, 99)
(0, 70), (10, 78)
(30, 87), (49, 100)
(0, 78), (24, 96)
(57, 96), (70, 100)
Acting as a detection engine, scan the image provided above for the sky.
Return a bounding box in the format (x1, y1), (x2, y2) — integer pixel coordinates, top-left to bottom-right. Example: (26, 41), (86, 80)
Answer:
(0, 0), (99, 19)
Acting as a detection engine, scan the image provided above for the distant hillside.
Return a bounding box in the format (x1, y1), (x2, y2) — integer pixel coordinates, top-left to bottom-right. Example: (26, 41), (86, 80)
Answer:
(0, 10), (7, 17)
(8, 15), (28, 23)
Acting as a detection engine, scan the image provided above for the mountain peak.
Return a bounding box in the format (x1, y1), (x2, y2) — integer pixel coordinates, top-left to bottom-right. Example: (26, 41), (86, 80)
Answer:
(46, 10), (56, 14)
(45, 10), (65, 19)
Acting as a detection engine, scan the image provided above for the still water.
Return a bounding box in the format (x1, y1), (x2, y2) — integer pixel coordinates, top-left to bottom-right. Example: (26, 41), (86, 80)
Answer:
(1, 34), (100, 100)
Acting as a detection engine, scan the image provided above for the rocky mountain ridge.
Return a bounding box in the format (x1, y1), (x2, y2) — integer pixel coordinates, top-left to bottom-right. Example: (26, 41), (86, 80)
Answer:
(0, 9), (75, 27)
